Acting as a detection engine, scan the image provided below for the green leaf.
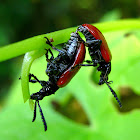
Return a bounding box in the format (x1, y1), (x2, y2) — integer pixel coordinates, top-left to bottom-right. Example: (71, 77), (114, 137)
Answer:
(110, 30), (140, 93)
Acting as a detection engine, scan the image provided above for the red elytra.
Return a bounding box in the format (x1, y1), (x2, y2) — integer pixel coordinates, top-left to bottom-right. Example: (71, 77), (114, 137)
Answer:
(57, 42), (86, 87)
(82, 24), (112, 63)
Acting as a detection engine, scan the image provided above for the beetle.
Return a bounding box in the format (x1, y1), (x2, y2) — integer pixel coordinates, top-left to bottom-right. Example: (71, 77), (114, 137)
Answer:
(73, 24), (122, 107)
(29, 32), (86, 131)
(76, 24), (112, 85)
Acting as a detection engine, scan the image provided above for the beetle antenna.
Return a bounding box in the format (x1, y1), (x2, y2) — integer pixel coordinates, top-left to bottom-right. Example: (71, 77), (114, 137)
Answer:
(105, 81), (122, 108)
(37, 101), (47, 131)
(32, 101), (37, 122)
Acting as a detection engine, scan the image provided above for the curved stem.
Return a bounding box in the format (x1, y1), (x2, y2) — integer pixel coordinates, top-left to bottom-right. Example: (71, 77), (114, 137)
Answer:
(0, 19), (139, 62)
(21, 49), (45, 103)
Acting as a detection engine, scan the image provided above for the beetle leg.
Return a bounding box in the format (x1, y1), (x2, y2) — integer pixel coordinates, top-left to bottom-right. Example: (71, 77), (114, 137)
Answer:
(107, 81), (113, 84)
(29, 73), (48, 87)
(44, 37), (64, 53)
(78, 64), (95, 66)
(29, 73), (41, 83)
(84, 60), (93, 63)
(45, 49), (50, 62)
(48, 49), (54, 59)
(45, 49), (54, 62)
(44, 37), (54, 47)
(71, 63), (95, 71)
(20, 74), (39, 83)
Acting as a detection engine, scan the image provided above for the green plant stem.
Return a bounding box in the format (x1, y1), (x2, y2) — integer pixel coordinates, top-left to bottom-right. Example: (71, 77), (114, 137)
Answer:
(0, 19), (139, 62)
(21, 50), (45, 103)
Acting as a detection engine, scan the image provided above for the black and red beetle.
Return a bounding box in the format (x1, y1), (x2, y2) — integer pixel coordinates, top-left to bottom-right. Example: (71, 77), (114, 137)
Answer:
(29, 32), (86, 131)
(73, 24), (122, 107)
(76, 24), (112, 85)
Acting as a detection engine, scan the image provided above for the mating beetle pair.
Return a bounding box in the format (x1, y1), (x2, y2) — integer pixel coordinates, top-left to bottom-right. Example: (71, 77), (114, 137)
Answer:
(29, 24), (122, 131)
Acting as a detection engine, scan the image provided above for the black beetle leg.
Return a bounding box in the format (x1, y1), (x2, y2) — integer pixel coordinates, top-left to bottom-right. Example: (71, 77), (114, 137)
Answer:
(29, 73), (41, 83)
(29, 73), (48, 88)
(45, 49), (54, 62)
(44, 37), (64, 53)
(71, 63), (95, 71)
(84, 60), (93, 63)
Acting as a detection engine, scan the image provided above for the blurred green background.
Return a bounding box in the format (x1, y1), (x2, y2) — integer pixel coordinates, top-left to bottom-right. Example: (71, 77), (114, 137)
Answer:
(0, 0), (140, 140)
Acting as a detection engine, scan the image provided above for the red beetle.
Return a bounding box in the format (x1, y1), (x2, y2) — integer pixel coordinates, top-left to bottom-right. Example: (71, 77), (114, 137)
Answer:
(82, 24), (112, 63)
(29, 32), (86, 131)
(75, 24), (122, 107)
(77, 24), (111, 85)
